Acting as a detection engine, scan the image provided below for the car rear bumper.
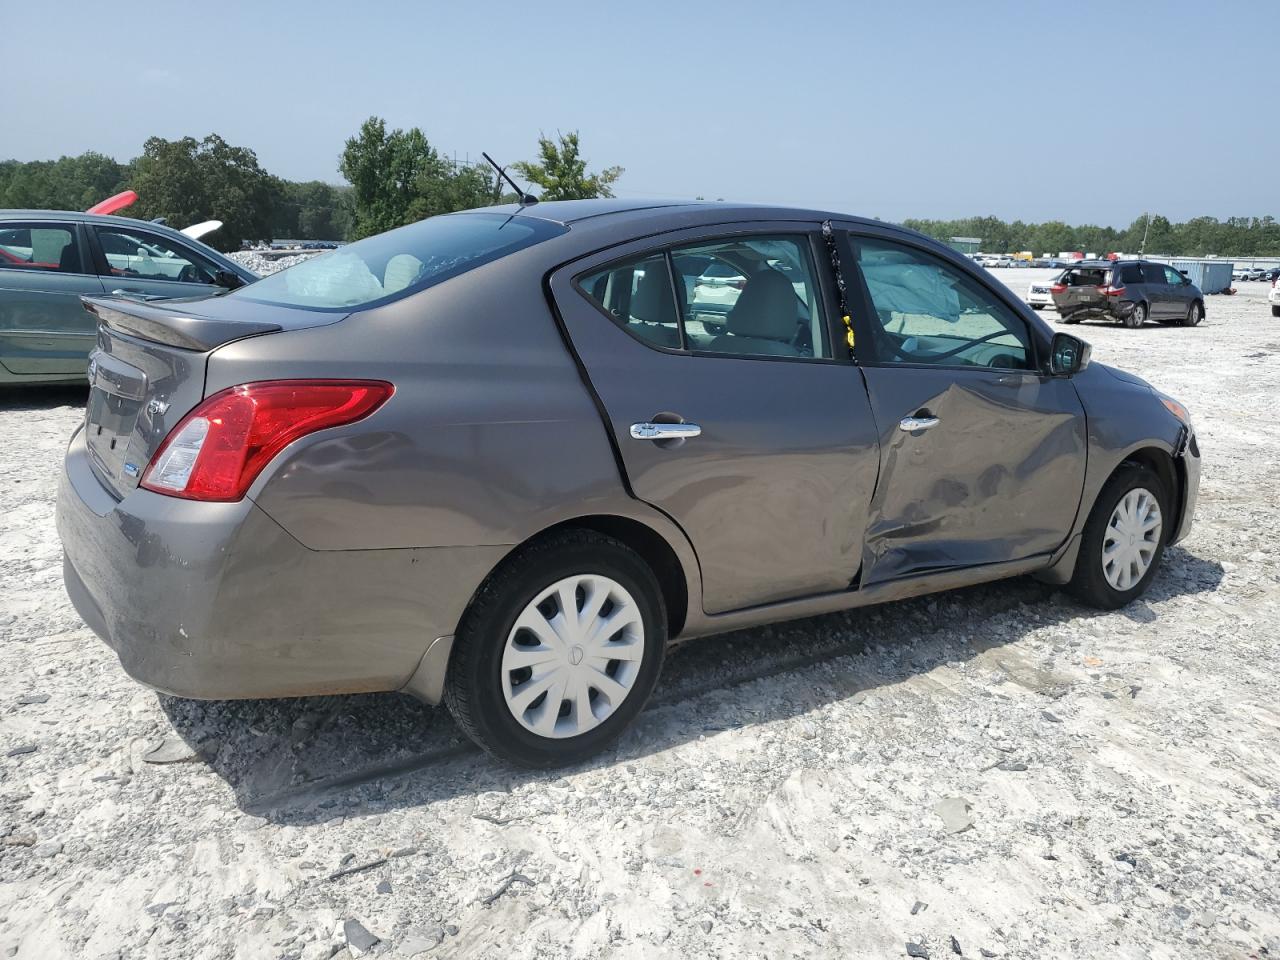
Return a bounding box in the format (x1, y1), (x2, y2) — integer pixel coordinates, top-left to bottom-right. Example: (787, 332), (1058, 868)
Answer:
(56, 426), (507, 702)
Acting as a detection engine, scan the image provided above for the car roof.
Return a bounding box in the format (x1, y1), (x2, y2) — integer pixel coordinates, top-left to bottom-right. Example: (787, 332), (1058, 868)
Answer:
(0, 208), (189, 230)
(456, 197), (889, 231)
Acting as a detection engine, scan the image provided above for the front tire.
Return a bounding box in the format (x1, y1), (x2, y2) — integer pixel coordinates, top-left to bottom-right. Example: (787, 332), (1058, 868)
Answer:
(1123, 302), (1147, 328)
(1067, 464), (1170, 610)
(1183, 301), (1203, 327)
(1272, 305), (1280, 318)
(445, 530), (667, 768)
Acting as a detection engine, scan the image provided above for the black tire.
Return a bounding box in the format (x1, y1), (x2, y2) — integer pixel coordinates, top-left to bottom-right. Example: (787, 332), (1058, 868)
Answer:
(1272, 305), (1280, 318)
(444, 530), (667, 768)
(1182, 301), (1203, 327)
(1067, 463), (1171, 610)
(1123, 302), (1147, 328)
(1030, 303), (1043, 310)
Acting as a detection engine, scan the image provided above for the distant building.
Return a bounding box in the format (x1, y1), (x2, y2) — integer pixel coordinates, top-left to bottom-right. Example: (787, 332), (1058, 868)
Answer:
(948, 236), (981, 255)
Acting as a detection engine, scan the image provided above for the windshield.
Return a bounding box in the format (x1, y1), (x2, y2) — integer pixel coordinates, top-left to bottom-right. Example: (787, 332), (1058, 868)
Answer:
(232, 212), (565, 311)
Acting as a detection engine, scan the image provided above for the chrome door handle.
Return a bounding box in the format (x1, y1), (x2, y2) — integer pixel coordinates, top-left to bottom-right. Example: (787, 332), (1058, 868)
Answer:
(899, 415), (939, 432)
(630, 422), (702, 441)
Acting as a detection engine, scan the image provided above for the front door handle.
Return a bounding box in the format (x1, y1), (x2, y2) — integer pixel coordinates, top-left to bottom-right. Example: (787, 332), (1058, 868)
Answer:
(630, 422), (702, 441)
(899, 415), (939, 432)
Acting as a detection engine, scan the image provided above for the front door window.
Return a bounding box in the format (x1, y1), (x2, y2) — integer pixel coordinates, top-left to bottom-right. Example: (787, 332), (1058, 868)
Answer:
(853, 238), (1031, 370)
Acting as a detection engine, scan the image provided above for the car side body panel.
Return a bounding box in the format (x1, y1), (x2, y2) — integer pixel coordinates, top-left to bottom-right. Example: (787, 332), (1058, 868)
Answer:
(54, 200), (1200, 707)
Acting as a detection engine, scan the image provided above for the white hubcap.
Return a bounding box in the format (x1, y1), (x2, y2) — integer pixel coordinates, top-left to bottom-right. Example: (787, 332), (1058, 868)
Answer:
(501, 574), (645, 739)
(1102, 487), (1162, 591)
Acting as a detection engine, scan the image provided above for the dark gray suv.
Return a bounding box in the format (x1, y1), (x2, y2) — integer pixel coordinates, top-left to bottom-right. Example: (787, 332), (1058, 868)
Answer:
(56, 200), (1200, 767)
(1051, 259), (1204, 328)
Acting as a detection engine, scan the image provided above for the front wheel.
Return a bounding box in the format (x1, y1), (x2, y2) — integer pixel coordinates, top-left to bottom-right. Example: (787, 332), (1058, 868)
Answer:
(1067, 464), (1170, 609)
(1123, 302), (1147, 328)
(1183, 301), (1203, 327)
(445, 530), (667, 767)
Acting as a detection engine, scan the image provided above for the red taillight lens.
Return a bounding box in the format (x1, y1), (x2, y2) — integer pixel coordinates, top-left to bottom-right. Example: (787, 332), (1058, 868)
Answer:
(729, 278), (747, 290)
(1050, 283), (1067, 294)
(1099, 285), (1126, 297)
(141, 380), (393, 502)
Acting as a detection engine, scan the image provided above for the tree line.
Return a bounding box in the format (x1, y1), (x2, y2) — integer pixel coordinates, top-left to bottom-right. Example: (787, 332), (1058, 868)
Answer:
(902, 213), (1280, 258)
(0, 119), (622, 252)
(5, 124), (1278, 257)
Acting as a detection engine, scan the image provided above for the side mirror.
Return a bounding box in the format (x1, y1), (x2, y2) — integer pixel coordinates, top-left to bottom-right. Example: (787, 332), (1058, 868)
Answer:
(212, 269), (245, 290)
(1050, 332), (1091, 376)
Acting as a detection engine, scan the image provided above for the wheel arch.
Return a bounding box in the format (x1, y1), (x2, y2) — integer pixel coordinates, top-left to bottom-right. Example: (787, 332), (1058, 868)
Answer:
(527, 515), (691, 639)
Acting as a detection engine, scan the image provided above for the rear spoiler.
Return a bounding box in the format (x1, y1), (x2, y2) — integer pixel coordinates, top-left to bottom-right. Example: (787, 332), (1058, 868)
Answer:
(82, 295), (282, 352)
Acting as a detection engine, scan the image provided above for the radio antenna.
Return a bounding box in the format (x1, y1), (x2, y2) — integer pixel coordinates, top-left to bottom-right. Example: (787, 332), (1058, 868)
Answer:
(482, 152), (538, 206)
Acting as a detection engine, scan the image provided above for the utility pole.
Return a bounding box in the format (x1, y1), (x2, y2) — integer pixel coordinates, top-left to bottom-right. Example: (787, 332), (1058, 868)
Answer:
(1139, 212), (1151, 257)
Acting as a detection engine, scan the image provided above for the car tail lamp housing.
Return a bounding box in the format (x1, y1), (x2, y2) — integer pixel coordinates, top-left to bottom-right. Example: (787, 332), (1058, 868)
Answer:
(1099, 285), (1126, 297)
(141, 380), (393, 501)
(1049, 283), (1067, 295)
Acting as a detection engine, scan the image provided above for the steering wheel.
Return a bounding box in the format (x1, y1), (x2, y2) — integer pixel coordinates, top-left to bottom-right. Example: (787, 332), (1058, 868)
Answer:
(887, 327), (1016, 363)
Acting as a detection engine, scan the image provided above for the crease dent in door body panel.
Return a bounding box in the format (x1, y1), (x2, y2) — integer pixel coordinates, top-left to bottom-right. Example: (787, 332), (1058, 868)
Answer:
(860, 372), (1087, 584)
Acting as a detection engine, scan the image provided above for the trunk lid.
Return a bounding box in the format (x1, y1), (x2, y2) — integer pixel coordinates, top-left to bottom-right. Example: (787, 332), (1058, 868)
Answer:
(80, 293), (345, 498)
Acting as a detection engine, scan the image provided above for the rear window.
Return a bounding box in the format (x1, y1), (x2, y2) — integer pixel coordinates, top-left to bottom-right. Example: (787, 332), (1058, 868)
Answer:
(1119, 264), (1144, 284)
(1063, 267), (1108, 286)
(232, 213), (565, 311)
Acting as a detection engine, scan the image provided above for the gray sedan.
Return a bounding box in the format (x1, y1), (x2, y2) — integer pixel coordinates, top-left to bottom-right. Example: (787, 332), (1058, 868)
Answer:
(56, 199), (1200, 767)
(0, 210), (255, 385)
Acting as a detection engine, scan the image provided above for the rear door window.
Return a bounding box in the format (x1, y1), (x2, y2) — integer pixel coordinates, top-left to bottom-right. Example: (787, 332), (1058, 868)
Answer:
(1141, 263), (1167, 284)
(1119, 264), (1144, 285)
(669, 236), (830, 359)
(0, 223), (83, 273)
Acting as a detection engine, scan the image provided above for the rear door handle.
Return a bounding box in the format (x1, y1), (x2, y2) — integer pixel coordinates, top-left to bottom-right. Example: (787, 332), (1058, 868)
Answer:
(630, 422), (702, 441)
(899, 415), (939, 432)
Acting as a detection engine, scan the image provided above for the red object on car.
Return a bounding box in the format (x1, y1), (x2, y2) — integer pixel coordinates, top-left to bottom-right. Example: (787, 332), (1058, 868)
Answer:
(86, 190), (138, 215)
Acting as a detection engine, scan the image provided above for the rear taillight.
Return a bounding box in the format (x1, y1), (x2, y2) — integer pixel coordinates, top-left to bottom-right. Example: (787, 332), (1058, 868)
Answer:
(1050, 283), (1066, 294)
(1099, 285), (1126, 297)
(141, 380), (393, 501)
(729, 278), (747, 291)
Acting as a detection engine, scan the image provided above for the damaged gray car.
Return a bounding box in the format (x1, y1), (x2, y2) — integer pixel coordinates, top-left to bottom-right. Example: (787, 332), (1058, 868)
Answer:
(56, 199), (1200, 767)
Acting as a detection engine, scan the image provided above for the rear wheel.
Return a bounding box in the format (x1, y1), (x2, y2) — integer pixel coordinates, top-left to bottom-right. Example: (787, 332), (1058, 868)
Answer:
(1272, 305), (1280, 318)
(1123, 302), (1147, 328)
(445, 530), (667, 767)
(1183, 301), (1203, 327)
(1068, 463), (1170, 609)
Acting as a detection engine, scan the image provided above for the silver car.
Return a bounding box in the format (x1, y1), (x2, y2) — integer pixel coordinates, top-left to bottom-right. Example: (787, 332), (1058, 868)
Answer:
(57, 199), (1200, 767)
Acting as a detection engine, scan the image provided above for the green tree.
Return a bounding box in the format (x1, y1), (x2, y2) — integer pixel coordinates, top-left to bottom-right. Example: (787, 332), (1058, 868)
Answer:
(129, 135), (279, 250)
(512, 131), (622, 201)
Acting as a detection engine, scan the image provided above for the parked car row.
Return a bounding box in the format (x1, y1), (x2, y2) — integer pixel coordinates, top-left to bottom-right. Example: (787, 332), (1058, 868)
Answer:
(1232, 266), (1278, 282)
(0, 210), (257, 384)
(52, 199), (1200, 766)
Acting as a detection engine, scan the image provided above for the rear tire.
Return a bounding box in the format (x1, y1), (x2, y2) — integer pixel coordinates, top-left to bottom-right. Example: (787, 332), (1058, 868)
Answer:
(444, 530), (667, 768)
(1123, 302), (1147, 328)
(1183, 301), (1203, 327)
(1272, 305), (1280, 318)
(1067, 464), (1170, 610)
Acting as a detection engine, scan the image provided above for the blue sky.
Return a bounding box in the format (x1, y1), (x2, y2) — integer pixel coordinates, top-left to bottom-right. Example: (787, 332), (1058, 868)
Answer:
(2, 0), (1275, 226)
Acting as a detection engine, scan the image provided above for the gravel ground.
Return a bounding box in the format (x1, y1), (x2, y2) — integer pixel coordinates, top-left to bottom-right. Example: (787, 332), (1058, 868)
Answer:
(2, 279), (1278, 960)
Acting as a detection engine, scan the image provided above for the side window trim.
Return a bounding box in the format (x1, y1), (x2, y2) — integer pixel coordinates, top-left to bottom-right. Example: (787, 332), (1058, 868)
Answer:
(841, 227), (1041, 372)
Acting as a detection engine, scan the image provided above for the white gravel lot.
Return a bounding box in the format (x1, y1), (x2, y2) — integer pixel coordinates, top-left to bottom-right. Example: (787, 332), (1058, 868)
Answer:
(1, 278), (1278, 960)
